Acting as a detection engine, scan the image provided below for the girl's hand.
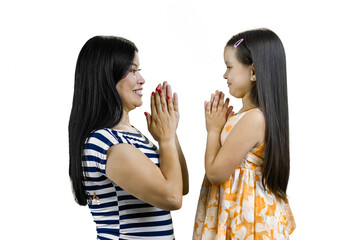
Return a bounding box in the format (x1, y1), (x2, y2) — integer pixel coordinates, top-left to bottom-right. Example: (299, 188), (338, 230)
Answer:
(145, 83), (177, 142)
(204, 91), (232, 133)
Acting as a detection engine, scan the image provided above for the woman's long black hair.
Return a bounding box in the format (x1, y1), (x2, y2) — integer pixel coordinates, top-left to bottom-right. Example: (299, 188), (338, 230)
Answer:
(69, 36), (138, 205)
(227, 29), (290, 200)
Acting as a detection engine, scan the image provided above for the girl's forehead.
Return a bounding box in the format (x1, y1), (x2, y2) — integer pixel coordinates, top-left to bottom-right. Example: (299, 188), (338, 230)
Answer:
(224, 46), (237, 62)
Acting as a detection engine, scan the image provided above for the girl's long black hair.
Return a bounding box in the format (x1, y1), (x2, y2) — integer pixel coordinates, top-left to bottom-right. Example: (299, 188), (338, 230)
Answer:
(69, 36), (138, 205)
(227, 29), (290, 200)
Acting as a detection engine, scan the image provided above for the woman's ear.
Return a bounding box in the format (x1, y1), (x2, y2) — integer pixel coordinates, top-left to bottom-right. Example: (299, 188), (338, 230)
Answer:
(250, 64), (256, 82)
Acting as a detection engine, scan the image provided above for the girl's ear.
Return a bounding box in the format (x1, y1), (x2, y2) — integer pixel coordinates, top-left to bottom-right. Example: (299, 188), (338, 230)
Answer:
(250, 64), (256, 82)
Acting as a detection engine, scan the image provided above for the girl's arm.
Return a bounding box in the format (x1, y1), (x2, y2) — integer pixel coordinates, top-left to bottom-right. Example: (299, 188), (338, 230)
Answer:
(204, 91), (265, 184)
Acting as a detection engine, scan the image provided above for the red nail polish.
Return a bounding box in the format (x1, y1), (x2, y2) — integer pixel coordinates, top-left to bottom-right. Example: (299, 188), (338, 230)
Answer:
(144, 112), (148, 116)
(156, 87), (160, 91)
(151, 92), (155, 96)
(159, 89), (163, 93)
(167, 96), (170, 100)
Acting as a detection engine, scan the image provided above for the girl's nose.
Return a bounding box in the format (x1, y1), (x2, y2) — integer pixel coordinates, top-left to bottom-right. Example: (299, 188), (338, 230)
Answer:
(223, 72), (227, 79)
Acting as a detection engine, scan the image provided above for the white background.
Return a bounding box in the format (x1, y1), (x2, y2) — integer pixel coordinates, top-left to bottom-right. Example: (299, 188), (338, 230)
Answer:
(1, 0), (359, 239)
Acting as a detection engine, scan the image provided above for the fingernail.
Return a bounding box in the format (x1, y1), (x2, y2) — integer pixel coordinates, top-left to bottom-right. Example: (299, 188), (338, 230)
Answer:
(144, 112), (148, 116)
(159, 89), (163, 93)
(152, 92), (155, 96)
(156, 87), (160, 91)
(167, 96), (170, 100)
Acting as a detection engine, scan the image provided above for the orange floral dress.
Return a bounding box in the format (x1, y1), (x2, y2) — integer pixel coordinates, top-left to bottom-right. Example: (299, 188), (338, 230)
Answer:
(193, 109), (295, 240)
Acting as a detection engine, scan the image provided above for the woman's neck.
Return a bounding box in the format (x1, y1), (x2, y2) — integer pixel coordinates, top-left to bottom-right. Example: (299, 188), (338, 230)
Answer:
(113, 110), (136, 132)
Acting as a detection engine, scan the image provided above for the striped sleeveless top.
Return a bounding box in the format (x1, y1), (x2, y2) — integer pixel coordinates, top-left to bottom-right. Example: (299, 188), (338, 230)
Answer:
(83, 128), (175, 240)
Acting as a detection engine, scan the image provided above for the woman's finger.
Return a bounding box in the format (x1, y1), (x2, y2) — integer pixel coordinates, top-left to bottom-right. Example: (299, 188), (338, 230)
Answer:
(167, 90), (174, 113)
(162, 81), (168, 93)
(150, 91), (157, 115)
(166, 83), (173, 101)
(155, 89), (162, 113)
(144, 112), (151, 129)
(173, 92), (178, 113)
(157, 86), (167, 112)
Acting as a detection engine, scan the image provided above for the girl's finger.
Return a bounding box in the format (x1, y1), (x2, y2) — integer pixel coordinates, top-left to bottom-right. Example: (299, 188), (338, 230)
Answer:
(210, 93), (215, 110)
(212, 95), (219, 112)
(224, 97), (230, 109)
(218, 92), (225, 109)
(206, 100), (211, 114)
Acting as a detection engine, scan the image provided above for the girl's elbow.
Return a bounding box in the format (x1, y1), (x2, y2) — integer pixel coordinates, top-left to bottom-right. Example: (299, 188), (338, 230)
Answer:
(206, 171), (226, 185)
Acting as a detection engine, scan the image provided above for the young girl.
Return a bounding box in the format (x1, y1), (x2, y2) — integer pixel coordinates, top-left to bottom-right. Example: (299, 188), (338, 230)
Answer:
(193, 29), (295, 239)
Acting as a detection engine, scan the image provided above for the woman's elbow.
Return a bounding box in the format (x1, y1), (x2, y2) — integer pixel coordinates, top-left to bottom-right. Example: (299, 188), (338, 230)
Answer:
(163, 195), (182, 210)
(182, 185), (189, 196)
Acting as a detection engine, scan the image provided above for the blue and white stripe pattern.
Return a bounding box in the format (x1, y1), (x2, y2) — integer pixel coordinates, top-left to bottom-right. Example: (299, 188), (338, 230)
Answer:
(83, 128), (175, 240)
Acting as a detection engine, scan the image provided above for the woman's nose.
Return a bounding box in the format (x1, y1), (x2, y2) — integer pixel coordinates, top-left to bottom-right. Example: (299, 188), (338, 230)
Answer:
(137, 73), (145, 85)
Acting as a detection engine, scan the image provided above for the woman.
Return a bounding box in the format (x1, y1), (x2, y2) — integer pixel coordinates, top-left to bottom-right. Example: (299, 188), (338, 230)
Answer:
(69, 36), (188, 240)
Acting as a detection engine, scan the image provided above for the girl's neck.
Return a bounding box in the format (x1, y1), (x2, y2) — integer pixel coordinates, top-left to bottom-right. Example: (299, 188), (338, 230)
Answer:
(239, 94), (258, 113)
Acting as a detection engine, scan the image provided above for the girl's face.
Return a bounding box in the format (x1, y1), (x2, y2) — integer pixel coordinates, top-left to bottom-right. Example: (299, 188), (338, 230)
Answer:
(223, 46), (255, 98)
(116, 52), (145, 112)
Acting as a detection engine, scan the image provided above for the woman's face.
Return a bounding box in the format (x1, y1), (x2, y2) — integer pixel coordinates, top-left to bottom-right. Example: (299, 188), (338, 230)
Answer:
(116, 51), (145, 112)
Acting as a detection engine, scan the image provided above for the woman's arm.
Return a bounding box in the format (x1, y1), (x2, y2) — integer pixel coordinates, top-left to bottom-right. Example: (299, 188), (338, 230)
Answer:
(161, 81), (189, 195)
(106, 87), (183, 211)
(175, 134), (189, 195)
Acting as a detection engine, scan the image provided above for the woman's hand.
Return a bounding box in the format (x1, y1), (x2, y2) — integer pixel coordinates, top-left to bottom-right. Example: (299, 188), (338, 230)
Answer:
(145, 82), (177, 142)
(159, 81), (180, 129)
(204, 90), (233, 133)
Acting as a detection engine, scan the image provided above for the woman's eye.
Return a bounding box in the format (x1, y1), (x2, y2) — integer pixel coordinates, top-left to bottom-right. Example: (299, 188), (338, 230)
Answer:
(131, 69), (141, 74)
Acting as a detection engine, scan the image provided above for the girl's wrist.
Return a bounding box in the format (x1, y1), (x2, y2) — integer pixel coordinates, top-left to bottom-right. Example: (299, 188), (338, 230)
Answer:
(207, 129), (222, 136)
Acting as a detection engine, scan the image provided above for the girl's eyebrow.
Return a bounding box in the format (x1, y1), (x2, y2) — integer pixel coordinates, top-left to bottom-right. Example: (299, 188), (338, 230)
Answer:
(131, 63), (138, 67)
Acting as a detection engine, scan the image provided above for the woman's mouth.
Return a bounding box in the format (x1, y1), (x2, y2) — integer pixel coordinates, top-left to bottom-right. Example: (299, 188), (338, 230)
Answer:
(133, 89), (143, 97)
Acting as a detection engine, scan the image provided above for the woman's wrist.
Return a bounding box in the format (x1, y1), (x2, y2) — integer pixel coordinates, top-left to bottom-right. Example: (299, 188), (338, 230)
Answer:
(158, 137), (176, 146)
